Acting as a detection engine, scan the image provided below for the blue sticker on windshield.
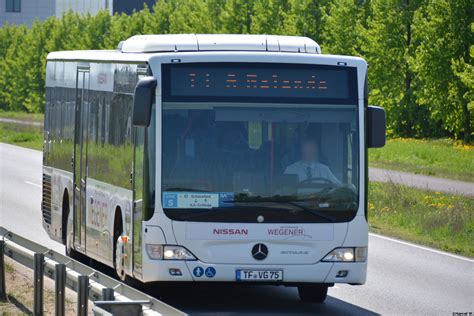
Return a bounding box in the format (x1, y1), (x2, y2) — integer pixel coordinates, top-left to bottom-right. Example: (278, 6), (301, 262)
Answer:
(163, 193), (178, 208)
(162, 192), (234, 209)
(218, 192), (235, 207)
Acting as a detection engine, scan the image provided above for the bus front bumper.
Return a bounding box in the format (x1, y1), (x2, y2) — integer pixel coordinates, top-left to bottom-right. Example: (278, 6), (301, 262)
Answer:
(139, 260), (367, 285)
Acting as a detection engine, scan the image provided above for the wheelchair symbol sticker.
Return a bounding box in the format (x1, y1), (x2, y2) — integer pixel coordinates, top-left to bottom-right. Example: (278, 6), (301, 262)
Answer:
(205, 267), (216, 278)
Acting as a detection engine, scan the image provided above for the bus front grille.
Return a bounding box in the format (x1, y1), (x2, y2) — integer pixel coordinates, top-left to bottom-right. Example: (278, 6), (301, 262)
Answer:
(42, 174), (52, 224)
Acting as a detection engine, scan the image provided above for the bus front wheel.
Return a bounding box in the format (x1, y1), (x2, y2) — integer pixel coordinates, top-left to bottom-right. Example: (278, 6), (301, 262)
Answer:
(65, 210), (80, 260)
(114, 233), (127, 281)
(298, 284), (328, 303)
(113, 210), (127, 282)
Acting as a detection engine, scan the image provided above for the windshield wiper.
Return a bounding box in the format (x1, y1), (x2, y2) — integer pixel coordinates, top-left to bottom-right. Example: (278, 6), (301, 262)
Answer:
(164, 187), (210, 192)
(283, 201), (336, 222)
(176, 202), (336, 222)
(221, 197), (337, 222)
(175, 205), (288, 221)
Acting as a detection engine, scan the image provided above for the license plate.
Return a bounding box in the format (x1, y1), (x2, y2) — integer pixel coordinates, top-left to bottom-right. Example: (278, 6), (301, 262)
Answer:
(236, 269), (283, 281)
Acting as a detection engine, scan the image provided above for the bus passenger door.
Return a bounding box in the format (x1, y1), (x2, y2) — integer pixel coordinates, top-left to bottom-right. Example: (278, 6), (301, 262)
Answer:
(132, 66), (153, 277)
(73, 67), (90, 252)
(132, 127), (145, 277)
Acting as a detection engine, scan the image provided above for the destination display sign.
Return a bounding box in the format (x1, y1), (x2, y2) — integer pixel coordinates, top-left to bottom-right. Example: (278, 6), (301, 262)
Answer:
(162, 63), (358, 104)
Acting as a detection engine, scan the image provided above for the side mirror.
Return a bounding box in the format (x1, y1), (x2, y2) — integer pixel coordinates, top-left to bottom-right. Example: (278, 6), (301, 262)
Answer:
(367, 105), (386, 148)
(132, 77), (157, 127)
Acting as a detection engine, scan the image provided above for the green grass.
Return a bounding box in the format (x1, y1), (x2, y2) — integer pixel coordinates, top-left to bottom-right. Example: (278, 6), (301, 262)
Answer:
(369, 182), (474, 257)
(0, 121), (43, 150)
(369, 138), (474, 182)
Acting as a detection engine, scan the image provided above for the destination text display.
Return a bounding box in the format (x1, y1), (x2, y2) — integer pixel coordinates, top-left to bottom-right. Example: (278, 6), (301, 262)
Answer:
(163, 63), (357, 103)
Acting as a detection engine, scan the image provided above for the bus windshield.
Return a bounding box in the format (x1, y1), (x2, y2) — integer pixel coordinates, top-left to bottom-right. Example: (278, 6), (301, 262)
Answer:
(162, 103), (359, 223)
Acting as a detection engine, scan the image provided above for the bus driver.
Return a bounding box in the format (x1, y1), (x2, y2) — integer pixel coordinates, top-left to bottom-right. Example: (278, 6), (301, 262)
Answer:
(284, 137), (340, 184)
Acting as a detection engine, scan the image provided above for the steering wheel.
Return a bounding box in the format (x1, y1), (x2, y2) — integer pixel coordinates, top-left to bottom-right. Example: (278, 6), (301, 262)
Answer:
(296, 177), (335, 191)
(299, 177), (334, 185)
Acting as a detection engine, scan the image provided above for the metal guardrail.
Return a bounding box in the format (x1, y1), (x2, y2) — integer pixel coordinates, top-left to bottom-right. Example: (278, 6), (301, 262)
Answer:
(0, 227), (186, 316)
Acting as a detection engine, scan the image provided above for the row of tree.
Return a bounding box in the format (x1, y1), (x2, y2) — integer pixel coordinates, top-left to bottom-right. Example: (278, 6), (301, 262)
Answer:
(0, 0), (472, 141)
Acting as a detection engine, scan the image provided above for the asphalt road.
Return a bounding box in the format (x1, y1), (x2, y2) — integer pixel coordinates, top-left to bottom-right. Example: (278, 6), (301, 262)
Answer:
(1, 143), (473, 315)
(370, 167), (474, 197)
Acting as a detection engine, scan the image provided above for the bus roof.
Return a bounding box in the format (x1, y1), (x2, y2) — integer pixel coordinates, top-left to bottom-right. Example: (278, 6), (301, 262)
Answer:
(120, 34), (321, 54)
(47, 34), (321, 62)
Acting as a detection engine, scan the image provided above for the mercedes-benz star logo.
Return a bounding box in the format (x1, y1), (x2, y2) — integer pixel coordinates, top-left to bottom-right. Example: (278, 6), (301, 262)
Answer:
(251, 243), (268, 260)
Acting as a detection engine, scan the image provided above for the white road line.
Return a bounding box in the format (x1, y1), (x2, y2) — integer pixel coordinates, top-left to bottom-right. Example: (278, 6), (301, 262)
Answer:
(25, 180), (41, 188)
(369, 233), (474, 263)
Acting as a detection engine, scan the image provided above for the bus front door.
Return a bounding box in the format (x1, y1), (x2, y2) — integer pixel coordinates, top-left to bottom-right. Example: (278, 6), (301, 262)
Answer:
(73, 67), (90, 252)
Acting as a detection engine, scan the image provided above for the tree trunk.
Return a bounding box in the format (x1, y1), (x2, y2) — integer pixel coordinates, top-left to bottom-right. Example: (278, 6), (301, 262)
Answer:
(460, 0), (472, 143)
(403, 0), (413, 136)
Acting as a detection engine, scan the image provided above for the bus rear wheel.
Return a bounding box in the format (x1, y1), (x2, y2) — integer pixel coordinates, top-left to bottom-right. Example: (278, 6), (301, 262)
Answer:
(298, 284), (328, 303)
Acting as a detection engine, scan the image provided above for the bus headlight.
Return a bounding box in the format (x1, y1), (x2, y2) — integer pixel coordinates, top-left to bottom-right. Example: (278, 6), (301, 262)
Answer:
(146, 245), (197, 260)
(322, 247), (367, 262)
(163, 246), (196, 260)
(146, 244), (163, 260)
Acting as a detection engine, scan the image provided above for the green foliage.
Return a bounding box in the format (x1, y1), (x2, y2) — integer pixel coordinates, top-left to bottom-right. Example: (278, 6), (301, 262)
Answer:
(322, 0), (368, 56)
(250, 0), (326, 36)
(84, 11), (113, 49)
(412, 0), (473, 142)
(0, 0), (472, 141)
(0, 24), (28, 111)
(219, 0), (256, 33)
(364, 0), (435, 138)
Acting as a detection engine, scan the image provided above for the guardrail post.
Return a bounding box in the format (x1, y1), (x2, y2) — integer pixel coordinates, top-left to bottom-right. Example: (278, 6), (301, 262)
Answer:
(55, 263), (66, 316)
(102, 288), (114, 301)
(0, 240), (6, 302)
(77, 275), (89, 316)
(33, 253), (44, 316)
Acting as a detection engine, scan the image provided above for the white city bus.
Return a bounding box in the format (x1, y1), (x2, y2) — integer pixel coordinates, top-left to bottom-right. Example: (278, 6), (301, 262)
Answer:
(42, 34), (385, 302)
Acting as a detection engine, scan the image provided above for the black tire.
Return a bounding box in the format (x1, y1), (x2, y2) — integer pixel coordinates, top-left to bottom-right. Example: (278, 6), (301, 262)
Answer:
(65, 229), (82, 261)
(63, 191), (81, 261)
(298, 284), (328, 303)
(113, 210), (125, 281)
(66, 246), (82, 261)
(61, 190), (69, 245)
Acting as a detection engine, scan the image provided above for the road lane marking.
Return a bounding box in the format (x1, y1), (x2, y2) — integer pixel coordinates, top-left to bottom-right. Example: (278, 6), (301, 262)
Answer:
(369, 233), (474, 263)
(25, 180), (41, 188)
